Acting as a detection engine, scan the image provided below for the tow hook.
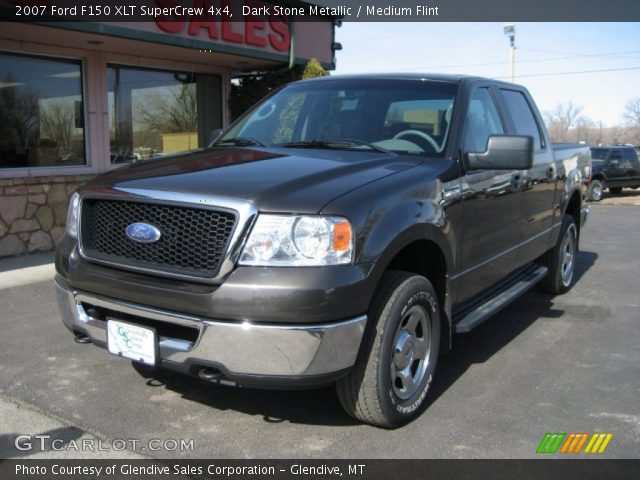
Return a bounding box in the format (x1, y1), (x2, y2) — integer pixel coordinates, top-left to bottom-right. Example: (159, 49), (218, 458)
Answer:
(198, 368), (223, 382)
(74, 333), (91, 344)
(198, 368), (237, 387)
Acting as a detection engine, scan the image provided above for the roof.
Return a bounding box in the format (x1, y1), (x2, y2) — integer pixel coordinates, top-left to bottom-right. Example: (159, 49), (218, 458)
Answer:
(302, 73), (519, 87)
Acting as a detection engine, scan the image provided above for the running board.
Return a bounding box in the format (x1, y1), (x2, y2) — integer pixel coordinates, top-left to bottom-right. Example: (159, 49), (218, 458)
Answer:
(453, 265), (548, 333)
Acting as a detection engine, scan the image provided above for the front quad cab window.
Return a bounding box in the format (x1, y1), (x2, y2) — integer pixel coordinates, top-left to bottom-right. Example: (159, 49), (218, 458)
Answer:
(216, 78), (457, 156)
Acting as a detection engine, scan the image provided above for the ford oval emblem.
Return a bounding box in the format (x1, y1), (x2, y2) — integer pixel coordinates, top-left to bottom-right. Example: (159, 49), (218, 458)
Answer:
(125, 223), (161, 244)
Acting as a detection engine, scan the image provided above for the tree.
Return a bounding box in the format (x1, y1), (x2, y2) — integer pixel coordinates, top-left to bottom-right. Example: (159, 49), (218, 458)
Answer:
(40, 99), (74, 152)
(228, 67), (303, 121)
(228, 58), (330, 121)
(302, 58), (329, 79)
(135, 84), (197, 134)
(544, 101), (584, 142)
(0, 74), (38, 151)
(623, 98), (640, 143)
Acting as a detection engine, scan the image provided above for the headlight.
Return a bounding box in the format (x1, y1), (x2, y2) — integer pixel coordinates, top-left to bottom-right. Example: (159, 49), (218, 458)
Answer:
(239, 214), (353, 266)
(66, 192), (80, 238)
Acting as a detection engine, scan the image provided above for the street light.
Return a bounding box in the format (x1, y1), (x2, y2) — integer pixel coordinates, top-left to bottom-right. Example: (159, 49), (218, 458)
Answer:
(503, 24), (516, 82)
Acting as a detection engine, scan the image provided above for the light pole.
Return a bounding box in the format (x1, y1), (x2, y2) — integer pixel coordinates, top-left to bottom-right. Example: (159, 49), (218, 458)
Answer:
(503, 24), (516, 83)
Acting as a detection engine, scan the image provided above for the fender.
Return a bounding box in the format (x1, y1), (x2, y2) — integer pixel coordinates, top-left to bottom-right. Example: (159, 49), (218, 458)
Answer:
(357, 198), (455, 349)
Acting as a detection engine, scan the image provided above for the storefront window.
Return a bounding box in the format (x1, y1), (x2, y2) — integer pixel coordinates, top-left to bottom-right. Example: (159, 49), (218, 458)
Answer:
(0, 53), (86, 169)
(107, 65), (222, 163)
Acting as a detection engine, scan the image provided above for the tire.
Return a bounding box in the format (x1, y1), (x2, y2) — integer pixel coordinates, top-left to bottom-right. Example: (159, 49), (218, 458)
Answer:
(609, 187), (623, 195)
(588, 180), (604, 202)
(336, 271), (440, 428)
(538, 215), (578, 294)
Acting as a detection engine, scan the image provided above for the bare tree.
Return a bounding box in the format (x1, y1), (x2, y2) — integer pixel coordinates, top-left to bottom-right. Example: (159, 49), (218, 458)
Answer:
(135, 84), (198, 134)
(574, 116), (596, 145)
(623, 98), (640, 143)
(40, 99), (74, 152)
(0, 74), (39, 150)
(544, 101), (584, 142)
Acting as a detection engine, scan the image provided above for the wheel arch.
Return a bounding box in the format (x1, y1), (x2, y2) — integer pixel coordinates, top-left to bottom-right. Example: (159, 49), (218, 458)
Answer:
(369, 225), (454, 353)
(564, 189), (582, 232)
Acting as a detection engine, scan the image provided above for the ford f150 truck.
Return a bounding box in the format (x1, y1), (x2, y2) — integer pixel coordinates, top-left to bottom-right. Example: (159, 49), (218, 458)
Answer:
(56, 74), (590, 427)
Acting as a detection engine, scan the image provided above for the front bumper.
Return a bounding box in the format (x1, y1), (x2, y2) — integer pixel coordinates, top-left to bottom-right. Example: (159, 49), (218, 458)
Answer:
(55, 276), (367, 387)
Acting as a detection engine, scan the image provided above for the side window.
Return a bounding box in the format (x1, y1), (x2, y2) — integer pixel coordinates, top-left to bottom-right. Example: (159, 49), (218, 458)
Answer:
(463, 88), (504, 153)
(622, 149), (636, 162)
(500, 89), (544, 150)
(609, 150), (623, 161)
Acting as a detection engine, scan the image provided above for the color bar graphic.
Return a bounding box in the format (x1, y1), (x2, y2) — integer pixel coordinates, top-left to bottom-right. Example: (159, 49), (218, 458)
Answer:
(537, 433), (613, 454)
(584, 433), (613, 454)
(536, 433), (566, 453)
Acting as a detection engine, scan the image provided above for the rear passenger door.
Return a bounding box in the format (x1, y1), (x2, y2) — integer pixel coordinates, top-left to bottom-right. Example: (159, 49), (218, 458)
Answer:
(606, 149), (626, 186)
(456, 86), (523, 303)
(498, 88), (556, 262)
(622, 148), (640, 183)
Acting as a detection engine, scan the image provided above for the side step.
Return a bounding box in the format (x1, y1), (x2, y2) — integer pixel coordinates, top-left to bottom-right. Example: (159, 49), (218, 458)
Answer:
(453, 265), (548, 333)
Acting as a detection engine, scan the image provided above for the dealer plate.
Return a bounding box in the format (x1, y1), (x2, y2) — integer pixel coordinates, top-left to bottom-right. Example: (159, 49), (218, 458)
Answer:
(107, 319), (157, 365)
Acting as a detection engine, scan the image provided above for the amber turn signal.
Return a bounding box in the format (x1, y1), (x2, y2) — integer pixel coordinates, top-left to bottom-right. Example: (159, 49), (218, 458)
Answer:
(333, 221), (352, 252)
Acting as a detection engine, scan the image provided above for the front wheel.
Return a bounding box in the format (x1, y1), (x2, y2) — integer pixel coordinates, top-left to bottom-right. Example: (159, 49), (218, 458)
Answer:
(336, 271), (440, 428)
(538, 215), (578, 294)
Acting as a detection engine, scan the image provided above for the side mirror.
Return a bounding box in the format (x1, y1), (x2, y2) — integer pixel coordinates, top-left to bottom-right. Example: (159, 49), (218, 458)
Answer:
(466, 135), (534, 170)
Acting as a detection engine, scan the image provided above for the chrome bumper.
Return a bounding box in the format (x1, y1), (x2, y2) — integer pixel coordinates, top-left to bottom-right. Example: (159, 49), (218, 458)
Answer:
(55, 277), (366, 382)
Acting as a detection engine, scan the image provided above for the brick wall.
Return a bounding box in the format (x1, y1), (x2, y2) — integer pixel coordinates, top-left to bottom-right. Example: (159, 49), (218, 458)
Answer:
(0, 175), (95, 257)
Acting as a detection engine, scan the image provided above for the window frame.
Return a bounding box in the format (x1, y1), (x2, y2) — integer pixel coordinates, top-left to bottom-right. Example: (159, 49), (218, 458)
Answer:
(105, 62), (223, 166)
(0, 50), (92, 179)
(497, 87), (547, 152)
(461, 86), (507, 156)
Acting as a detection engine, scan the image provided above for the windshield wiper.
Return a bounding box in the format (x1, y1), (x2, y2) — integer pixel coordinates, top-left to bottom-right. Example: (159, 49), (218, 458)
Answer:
(276, 139), (390, 154)
(215, 137), (265, 147)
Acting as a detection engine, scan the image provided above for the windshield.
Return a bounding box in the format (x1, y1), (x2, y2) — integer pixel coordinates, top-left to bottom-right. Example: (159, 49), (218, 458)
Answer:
(590, 148), (608, 160)
(217, 79), (457, 157)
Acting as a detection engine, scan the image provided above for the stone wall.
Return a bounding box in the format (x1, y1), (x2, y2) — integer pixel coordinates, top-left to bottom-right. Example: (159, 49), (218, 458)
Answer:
(0, 175), (95, 257)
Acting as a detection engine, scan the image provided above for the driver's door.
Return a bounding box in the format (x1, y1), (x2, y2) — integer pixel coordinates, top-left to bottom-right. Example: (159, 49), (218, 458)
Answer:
(455, 87), (523, 303)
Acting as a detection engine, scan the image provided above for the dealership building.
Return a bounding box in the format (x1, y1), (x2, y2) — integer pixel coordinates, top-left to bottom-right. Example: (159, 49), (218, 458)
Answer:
(0, 1), (337, 256)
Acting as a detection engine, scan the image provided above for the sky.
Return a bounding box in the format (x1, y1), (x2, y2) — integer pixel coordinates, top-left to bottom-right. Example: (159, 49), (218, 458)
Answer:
(333, 22), (640, 126)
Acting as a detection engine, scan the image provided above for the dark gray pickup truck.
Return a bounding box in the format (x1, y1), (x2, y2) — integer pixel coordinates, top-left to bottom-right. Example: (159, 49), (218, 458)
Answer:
(56, 74), (590, 427)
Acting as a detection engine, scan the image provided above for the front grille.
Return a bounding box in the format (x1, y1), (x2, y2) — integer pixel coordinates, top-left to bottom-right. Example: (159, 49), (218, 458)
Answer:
(80, 198), (237, 278)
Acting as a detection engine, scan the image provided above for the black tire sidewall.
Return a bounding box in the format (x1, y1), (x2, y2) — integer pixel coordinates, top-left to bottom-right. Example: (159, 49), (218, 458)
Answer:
(376, 276), (440, 423)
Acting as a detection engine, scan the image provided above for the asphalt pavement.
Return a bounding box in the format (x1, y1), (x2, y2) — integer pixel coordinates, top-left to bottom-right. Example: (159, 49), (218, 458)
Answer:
(0, 205), (638, 459)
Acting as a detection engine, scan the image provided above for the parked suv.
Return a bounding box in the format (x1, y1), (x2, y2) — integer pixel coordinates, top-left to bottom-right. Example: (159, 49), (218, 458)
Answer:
(588, 146), (640, 201)
(56, 75), (590, 427)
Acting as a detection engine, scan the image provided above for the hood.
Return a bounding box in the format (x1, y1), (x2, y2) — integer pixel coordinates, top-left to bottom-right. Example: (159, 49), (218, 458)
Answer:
(85, 147), (423, 213)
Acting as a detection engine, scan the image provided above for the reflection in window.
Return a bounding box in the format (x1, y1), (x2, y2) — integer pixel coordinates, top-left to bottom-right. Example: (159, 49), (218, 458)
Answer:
(107, 66), (221, 163)
(0, 53), (86, 169)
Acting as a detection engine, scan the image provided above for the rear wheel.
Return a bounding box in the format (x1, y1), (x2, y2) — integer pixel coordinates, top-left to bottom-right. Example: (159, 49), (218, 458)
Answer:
(609, 186), (623, 195)
(588, 180), (604, 201)
(336, 271), (440, 428)
(538, 215), (578, 294)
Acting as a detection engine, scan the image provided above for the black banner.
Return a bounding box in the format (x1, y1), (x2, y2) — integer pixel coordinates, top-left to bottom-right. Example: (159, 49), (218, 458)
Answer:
(1, 460), (639, 480)
(2, 0), (640, 22)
